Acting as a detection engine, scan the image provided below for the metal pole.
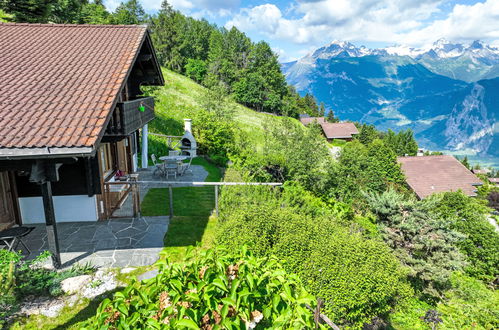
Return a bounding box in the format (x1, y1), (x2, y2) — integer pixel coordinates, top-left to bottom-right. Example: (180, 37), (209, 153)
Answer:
(141, 124), (148, 169)
(168, 185), (173, 218)
(215, 185), (219, 217)
(41, 181), (61, 269)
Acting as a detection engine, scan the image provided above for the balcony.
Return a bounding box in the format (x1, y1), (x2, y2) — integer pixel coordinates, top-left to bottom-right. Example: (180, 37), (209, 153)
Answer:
(105, 97), (155, 136)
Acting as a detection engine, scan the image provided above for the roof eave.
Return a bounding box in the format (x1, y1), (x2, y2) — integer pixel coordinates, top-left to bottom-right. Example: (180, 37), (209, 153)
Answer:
(0, 147), (95, 160)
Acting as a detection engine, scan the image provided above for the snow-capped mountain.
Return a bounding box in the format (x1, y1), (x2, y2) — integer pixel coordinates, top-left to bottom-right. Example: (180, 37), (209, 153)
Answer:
(281, 40), (499, 160)
(290, 39), (499, 82)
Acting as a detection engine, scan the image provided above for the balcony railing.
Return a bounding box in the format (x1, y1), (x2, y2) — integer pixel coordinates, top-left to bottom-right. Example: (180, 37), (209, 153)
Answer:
(105, 97), (155, 136)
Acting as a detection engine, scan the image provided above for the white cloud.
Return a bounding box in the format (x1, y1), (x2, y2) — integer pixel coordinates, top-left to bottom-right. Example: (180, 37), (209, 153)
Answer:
(403, 0), (499, 46)
(225, 0), (499, 49)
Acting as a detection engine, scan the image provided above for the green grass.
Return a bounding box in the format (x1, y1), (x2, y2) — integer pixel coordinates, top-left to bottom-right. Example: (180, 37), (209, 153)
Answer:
(141, 155), (222, 262)
(147, 69), (304, 152)
(141, 186), (214, 217)
(328, 139), (348, 147)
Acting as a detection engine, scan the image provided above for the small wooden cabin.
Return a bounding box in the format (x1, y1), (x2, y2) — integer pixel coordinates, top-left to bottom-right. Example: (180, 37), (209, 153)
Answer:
(0, 24), (164, 264)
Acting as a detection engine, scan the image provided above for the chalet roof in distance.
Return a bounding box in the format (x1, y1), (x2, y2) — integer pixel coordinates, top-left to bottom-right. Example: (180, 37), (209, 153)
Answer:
(0, 23), (161, 158)
(299, 117), (326, 126)
(320, 122), (359, 139)
(398, 155), (482, 199)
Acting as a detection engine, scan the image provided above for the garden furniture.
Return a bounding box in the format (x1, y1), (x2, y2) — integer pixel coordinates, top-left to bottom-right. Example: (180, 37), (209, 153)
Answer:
(0, 226), (35, 254)
(151, 154), (166, 177)
(164, 159), (179, 179)
(169, 150), (180, 156)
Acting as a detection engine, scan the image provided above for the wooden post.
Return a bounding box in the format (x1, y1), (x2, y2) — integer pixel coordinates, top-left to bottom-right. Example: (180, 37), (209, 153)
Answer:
(214, 185), (219, 217)
(132, 183), (137, 218)
(41, 180), (61, 269)
(168, 185), (173, 218)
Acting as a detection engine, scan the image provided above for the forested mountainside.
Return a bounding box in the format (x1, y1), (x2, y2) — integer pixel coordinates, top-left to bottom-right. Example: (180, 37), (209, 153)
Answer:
(283, 43), (499, 158)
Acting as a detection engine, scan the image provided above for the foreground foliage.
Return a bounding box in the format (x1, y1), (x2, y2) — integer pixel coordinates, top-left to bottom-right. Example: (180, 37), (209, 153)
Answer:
(216, 182), (411, 328)
(84, 247), (321, 329)
(0, 250), (96, 327)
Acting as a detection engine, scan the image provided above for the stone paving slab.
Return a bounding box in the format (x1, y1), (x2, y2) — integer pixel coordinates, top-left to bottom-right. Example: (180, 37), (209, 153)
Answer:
(23, 216), (169, 268)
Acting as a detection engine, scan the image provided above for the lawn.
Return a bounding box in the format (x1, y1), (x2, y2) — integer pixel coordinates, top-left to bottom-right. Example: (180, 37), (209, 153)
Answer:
(141, 156), (222, 262)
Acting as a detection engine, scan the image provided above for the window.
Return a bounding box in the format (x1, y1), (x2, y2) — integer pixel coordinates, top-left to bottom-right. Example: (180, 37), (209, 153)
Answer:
(99, 143), (115, 179)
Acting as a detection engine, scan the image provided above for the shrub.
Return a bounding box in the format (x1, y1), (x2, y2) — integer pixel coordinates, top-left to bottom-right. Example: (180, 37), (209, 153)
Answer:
(437, 273), (499, 329)
(184, 59), (207, 83)
(429, 192), (499, 282)
(217, 185), (411, 328)
(193, 110), (235, 163)
(84, 247), (321, 329)
(365, 190), (467, 299)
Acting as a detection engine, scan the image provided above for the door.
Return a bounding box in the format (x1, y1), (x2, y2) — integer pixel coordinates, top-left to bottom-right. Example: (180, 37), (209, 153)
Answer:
(0, 172), (15, 230)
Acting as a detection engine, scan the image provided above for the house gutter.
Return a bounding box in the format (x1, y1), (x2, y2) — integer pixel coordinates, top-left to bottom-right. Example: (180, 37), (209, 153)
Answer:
(0, 147), (95, 160)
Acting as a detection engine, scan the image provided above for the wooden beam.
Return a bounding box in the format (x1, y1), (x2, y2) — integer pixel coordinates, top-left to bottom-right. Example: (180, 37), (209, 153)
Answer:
(41, 180), (61, 269)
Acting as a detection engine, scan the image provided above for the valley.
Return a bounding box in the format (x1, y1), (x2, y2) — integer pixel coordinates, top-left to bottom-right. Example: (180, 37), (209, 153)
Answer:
(283, 40), (499, 167)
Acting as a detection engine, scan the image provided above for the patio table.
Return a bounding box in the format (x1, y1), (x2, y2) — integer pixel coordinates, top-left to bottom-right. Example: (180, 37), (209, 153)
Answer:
(159, 155), (188, 162)
(0, 226), (34, 254)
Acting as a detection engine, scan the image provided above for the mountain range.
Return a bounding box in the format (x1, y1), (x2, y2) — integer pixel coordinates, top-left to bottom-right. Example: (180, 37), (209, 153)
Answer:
(282, 40), (499, 161)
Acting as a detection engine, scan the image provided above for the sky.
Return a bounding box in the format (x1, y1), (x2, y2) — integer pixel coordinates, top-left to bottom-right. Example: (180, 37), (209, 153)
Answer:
(103, 0), (499, 62)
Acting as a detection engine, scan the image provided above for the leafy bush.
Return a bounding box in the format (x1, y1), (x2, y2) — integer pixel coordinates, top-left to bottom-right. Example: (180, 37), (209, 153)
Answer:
(428, 192), (499, 282)
(84, 247), (321, 329)
(0, 250), (96, 327)
(185, 58), (207, 83)
(365, 190), (467, 299)
(0, 250), (20, 326)
(437, 273), (499, 329)
(193, 110), (235, 165)
(217, 185), (410, 328)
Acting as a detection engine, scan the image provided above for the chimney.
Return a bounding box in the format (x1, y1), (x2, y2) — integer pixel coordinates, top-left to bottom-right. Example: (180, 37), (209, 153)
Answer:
(184, 119), (192, 133)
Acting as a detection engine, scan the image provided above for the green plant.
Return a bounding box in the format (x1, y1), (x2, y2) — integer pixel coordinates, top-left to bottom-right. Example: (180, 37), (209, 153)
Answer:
(365, 190), (467, 299)
(84, 247), (321, 329)
(217, 185), (411, 328)
(428, 191), (499, 282)
(89, 280), (104, 289)
(437, 273), (499, 329)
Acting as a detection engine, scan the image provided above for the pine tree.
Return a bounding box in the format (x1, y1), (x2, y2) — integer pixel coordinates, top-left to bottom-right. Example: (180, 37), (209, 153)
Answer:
(319, 102), (326, 117)
(326, 109), (339, 122)
(2, 0), (57, 23)
(460, 156), (470, 169)
(111, 0), (146, 25)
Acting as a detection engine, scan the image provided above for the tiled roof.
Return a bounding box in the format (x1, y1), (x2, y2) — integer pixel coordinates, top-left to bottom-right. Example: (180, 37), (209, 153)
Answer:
(0, 23), (148, 154)
(398, 155), (482, 199)
(320, 122), (359, 139)
(489, 177), (499, 184)
(299, 117), (326, 125)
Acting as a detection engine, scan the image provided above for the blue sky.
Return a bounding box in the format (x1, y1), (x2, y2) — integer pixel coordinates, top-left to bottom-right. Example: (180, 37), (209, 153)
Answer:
(104, 0), (499, 62)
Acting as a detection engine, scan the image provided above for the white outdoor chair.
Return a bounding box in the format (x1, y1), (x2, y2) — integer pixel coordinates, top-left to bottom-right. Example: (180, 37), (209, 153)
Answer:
(179, 156), (194, 176)
(164, 159), (178, 179)
(151, 154), (165, 177)
(169, 150), (180, 157)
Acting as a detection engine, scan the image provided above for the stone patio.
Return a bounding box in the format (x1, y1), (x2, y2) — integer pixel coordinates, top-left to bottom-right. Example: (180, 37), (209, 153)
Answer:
(23, 216), (168, 268)
(20, 164), (209, 269)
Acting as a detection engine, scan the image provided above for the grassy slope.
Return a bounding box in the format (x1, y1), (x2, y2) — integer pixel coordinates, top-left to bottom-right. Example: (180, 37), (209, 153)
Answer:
(148, 69), (303, 151)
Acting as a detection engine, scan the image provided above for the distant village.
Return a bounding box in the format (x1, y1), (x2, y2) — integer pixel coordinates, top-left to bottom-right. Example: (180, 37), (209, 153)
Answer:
(300, 115), (499, 204)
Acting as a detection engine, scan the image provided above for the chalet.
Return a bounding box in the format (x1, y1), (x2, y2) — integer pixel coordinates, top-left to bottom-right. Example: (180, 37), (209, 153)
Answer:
(299, 117), (326, 126)
(0, 23), (164, 266)
(398, 155), (483, 199)
(489, 178), (499, 186)
(320, 122), (359, 142)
